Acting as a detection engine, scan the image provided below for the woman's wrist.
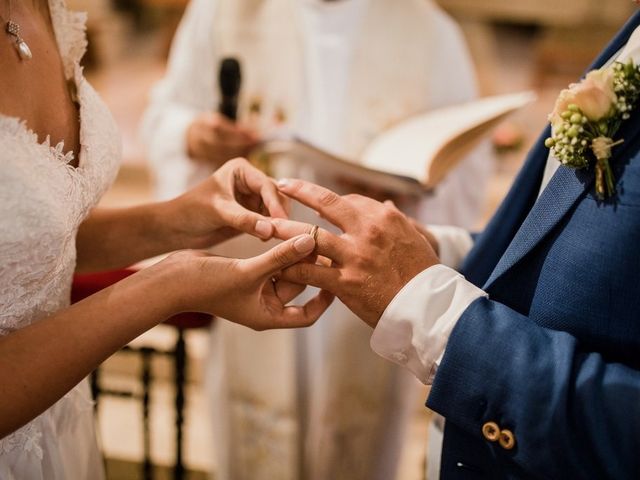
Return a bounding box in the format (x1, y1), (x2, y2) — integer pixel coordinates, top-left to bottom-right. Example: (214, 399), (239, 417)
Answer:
(153, 198), (211, 251)
(135, 255), (194, 318)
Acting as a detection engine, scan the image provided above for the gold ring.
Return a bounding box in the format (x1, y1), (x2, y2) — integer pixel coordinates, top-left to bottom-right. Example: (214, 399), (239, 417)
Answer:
(309, 224), (320, 243)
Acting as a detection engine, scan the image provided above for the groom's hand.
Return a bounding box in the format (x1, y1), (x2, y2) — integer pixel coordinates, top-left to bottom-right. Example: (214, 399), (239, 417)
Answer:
(273, 179), (439, 328)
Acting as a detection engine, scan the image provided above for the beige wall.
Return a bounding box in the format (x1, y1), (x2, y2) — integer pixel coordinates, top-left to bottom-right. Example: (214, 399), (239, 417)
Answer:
(435, 0), (635, 27)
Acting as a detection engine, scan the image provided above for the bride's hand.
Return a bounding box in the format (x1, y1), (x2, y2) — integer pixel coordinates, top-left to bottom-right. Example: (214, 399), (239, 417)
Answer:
(165, 157), (289, 248)
(162, 234), (334, 330)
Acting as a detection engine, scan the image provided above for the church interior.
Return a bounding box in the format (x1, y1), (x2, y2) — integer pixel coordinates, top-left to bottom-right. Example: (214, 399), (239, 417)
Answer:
(63, 0), (634, 478)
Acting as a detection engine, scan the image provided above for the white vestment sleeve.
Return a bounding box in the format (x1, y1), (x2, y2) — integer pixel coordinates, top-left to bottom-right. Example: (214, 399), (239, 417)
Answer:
(370, 265), (487, 384)
(144, 104), (202, 199)
(139, 0), (219, 200)
(427, 225), (474, 269)
(410, 7), (493, 230)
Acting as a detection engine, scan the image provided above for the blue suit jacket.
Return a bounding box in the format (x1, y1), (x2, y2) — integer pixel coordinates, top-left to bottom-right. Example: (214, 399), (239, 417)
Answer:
(427, 12), (640, 479)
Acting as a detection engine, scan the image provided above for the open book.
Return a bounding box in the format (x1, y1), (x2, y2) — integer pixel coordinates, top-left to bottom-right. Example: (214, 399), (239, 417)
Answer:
(258, 91), (536, 195)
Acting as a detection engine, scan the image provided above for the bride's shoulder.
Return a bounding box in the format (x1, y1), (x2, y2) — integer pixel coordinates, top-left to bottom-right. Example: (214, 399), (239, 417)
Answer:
(47, 0), (88, 77)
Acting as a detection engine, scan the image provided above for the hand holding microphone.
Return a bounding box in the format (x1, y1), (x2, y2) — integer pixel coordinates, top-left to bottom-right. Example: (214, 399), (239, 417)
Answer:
(186, 57), (259, 168)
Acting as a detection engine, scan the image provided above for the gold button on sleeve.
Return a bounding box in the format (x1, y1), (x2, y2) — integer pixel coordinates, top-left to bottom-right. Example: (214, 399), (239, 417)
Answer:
(481, 421), (500, 442)
(499, 429), (516, 450)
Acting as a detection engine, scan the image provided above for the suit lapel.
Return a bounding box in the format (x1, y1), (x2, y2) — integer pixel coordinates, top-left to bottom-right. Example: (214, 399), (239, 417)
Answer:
(483, 11), (640, 291)
(484, 166), (592, 288)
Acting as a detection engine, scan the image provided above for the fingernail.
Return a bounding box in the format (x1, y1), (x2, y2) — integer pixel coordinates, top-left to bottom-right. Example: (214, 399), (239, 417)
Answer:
(277, 178), (291, 189)
(255, 220), (272, 238)
(294, 235), (315, 253)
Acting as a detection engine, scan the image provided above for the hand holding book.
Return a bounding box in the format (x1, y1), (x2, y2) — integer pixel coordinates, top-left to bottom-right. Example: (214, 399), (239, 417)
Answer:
(257, 92), (536, 195)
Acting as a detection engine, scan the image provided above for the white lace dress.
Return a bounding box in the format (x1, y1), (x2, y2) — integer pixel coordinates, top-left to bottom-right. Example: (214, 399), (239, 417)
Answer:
(0, 1), (121, 478)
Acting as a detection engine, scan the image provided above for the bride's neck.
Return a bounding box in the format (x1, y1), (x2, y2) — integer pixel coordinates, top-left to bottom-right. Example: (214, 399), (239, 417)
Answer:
(6, 0), (49, 16)
(7, 0), (54, 36)
(16, 0), (45, 8)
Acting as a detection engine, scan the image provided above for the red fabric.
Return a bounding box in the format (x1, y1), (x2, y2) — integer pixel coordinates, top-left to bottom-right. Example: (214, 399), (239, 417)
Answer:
(71, 269), (137, 303)
(72, 269), (212, 329)
(163, 313), (212, 330)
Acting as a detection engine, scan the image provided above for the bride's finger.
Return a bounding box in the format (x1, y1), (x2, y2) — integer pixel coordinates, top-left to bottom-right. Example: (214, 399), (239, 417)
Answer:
(217, 198), (273, 239)
(239, 162), (289, 219)
(260, 182), (290, 219)
(268, 289), (335, 328)
(274, 279), (306, 304)
(315, 255), (332, 267)
(270, 218), (348, 264)
(243, 234), (316, 278)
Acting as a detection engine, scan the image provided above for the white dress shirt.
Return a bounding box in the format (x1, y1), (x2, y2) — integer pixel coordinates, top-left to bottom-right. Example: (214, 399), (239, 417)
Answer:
(371, 24), (640, 385)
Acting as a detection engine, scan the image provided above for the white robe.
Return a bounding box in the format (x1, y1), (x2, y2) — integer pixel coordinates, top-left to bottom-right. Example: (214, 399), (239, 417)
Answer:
(140, 1), (489, 478)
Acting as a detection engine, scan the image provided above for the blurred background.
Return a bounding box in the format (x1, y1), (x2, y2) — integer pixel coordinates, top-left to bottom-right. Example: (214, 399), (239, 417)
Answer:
(71, 0), (635, 478)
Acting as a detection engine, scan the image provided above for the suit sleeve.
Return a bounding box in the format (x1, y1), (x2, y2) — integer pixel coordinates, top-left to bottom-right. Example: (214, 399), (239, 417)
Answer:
(427, 296), (640, 478)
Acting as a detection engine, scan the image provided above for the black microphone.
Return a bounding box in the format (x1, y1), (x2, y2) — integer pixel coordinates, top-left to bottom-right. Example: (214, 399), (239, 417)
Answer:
(218, 57), (242, 122)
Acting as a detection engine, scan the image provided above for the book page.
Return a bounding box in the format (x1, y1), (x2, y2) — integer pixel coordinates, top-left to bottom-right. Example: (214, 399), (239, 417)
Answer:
(261, 139), (427, 195)
(361, 92), (536, 184)
(256, 92), (534, 194)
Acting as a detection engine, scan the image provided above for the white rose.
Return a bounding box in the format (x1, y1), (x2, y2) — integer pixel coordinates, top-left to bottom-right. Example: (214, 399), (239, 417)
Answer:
(550, 68), (617, 129)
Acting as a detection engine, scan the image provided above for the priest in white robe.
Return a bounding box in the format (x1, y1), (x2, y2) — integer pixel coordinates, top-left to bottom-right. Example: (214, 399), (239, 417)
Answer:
(141, 1), (490, 479)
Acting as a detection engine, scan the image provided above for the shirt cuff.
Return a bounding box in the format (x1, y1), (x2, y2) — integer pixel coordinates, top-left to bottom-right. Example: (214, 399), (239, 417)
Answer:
(427, 225), (474, 269)
(370, 264), (487, 384)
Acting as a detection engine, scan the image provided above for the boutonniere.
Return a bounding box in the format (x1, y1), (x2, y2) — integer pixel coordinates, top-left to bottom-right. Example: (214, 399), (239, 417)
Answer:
(545, 60), (640, 199)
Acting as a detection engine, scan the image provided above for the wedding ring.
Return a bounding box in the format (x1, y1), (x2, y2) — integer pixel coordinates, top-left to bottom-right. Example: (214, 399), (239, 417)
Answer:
(309, 224), (320, 243)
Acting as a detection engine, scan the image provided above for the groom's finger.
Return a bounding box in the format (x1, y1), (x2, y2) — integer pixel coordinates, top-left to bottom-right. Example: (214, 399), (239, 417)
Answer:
(277, 179), (358, 231)
(270, 218), (348, 264)
(279, 262), (341, 293)
(244, 234), (316, 277)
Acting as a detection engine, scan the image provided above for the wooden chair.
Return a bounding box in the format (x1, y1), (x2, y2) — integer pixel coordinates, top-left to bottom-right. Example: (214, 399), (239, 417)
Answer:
(72, 269), (213, 480)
